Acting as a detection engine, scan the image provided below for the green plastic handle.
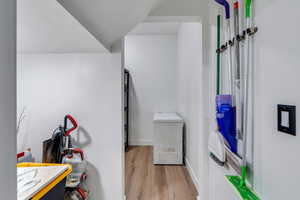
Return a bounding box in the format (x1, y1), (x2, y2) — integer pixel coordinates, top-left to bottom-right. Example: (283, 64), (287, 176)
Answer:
(240, 166), (247, 187)
(245, 0), (251, 18)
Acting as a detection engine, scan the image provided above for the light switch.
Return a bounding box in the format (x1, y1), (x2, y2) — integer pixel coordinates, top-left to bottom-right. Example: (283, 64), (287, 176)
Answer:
(281, 111), (289, 128)
(278, 104), (296, 136)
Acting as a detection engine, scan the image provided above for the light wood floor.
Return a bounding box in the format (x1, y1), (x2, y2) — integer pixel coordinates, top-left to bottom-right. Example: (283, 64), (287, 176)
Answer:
(125, 146), (198, 200)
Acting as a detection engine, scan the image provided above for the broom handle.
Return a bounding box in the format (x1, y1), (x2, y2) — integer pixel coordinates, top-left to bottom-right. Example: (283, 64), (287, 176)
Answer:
(226, 20), (233, 97)
(217, 15), (221, 95)
(242, 1), (252, 168)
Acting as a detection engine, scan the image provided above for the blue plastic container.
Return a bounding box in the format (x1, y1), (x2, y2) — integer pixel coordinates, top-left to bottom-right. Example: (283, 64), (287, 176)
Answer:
(216, 95), (232, 107)
(216, 95), (237, 154)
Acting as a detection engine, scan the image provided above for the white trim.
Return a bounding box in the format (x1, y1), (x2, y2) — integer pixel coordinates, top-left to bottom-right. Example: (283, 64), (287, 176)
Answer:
(185, 158), (200, 192)
(129, 139), (153, 146)
(124, 195), (126, 200)
(197, 195), (201, 200)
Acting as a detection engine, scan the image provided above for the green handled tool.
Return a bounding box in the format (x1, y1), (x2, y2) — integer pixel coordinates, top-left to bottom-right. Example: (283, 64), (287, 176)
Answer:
(225, 0), (261, 199)
(245, 0), (252, 18)
(215, 0), (235, 97)
(217, 15), (221, 95)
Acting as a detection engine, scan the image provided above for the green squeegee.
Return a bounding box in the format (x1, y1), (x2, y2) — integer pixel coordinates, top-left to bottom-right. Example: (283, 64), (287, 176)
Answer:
(226, 167), (260, 200)
(225, 0), (260, 199)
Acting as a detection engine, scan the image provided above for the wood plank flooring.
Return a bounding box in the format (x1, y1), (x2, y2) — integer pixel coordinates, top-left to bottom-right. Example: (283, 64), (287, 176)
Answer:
(125, 146), (198, 200)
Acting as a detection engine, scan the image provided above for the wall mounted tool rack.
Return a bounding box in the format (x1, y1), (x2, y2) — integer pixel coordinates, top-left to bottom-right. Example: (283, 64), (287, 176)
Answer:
(216, 27), (258, 54)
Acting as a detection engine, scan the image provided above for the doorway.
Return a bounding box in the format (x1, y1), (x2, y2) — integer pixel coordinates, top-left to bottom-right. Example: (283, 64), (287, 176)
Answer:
(124, 21), (202, 200)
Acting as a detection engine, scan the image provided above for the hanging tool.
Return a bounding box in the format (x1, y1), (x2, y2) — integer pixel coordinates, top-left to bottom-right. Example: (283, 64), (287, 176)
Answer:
(209, 15), (226, 166)
(225, 0), (260, 199)
(216, 15), (222, 95)
(234, 1), (241, 89)
(215, 0), (235, 96)
(215, 0), (238, 155)
(233, 1), (244, 152)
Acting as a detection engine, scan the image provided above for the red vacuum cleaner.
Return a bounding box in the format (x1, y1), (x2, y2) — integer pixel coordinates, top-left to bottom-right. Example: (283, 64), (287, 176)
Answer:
(43, 115), (89, 200)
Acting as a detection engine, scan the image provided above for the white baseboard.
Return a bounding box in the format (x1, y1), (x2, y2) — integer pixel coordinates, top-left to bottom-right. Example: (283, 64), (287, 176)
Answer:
(129, 139), (153, 146)
(185, 158), (200, 193)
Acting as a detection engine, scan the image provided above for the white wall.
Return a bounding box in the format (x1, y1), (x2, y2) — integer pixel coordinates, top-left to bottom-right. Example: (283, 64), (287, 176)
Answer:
(17, 53), (123, 200)
(150, 0), (202, 17)
(254, 1), (300, 199)
(177, 23), (210, 199)
(0, 0), (17, 199)
(206, 0), (300, 200)
(125, 35), (178, 145)
(17, 0), (108, 54)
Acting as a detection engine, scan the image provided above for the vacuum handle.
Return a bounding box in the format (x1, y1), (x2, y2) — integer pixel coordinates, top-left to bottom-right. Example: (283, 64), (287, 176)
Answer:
(64, 115), (78, 136)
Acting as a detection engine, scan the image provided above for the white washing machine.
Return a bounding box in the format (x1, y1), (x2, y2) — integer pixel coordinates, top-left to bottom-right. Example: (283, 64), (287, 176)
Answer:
(153, 112), (184, 165)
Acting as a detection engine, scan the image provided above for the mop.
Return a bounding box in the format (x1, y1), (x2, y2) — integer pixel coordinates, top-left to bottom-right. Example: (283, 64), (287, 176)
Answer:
(225, 0), (260, 199)
(215, 0), (238, 155)
(209, 15), (226, 166)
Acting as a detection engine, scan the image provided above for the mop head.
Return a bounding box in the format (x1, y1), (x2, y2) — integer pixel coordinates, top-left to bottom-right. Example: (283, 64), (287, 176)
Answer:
(225, 175), (260, 200)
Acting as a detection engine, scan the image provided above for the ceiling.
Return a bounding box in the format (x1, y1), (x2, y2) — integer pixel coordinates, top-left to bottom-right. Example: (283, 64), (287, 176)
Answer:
(18, 0), (108, 53)
(18, 0), (203, 53)
(128, 22), (181, 35)
(57, 0), (161, 51)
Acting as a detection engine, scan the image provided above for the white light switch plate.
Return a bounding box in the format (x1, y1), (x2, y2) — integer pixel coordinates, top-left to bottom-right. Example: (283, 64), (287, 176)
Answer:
(281, 111), (289, 128)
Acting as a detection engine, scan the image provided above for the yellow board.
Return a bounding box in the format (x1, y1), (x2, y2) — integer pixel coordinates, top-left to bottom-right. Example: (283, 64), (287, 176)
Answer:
(17, 163), (72, 200)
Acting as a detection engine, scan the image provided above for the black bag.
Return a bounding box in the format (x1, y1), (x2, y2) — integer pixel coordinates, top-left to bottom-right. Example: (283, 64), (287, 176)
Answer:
(42, 127), (64, 163)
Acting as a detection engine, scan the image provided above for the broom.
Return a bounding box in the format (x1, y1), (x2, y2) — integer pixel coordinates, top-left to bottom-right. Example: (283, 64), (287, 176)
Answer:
(225, 0), (260, 199)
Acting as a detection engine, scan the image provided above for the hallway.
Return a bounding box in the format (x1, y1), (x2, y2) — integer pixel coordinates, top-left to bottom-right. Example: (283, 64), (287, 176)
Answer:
(125, 146), (198, 200)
